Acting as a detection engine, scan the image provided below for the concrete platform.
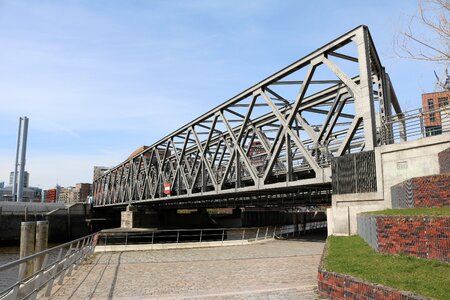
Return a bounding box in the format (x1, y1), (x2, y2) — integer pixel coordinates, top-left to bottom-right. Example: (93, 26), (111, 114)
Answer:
(44, 237), (325, 299)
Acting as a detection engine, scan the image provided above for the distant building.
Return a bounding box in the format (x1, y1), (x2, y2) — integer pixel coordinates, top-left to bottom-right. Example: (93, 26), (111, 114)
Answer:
(76, 183), (92, 202)
(0, 182), (4, 189)
(0, 186), (42, 202)
(422, 90), (450, 136)
(127, 146), (149, 160)
(9, 171), (29, 188)
(93, 166), (110, 181)
(57, 183), (92, 203)
(45, 187), (60, 203)
(58, 186), (73, 203)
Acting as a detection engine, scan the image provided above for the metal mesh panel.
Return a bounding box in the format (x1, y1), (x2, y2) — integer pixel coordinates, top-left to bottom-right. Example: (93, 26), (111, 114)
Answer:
(391, 179), (414, 208)
(332, 151), (377, 194)
(357, 214), (378, 251)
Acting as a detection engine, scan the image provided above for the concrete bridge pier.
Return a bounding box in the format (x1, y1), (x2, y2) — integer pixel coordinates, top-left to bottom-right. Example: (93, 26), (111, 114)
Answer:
(327, 135), (450, 236)
(121, 205), (159, 229)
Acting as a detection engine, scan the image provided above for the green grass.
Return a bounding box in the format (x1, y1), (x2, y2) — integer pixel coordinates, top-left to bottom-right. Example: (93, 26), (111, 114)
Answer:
(325, 235), (450, 300)
(367, 207), (450, 216)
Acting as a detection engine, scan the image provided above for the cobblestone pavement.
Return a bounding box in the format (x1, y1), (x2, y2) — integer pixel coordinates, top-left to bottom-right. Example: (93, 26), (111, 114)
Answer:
(47, 238), (325, 299)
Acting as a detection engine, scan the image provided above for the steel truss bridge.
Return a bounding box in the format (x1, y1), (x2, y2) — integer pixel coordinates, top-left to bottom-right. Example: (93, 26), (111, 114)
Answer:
(93, 25), (402, 208)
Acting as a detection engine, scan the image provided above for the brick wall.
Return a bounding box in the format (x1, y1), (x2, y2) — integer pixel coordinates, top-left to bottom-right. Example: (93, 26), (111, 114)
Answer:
(377, 216), (449, 263)
(439, 147), (450, 174)
(391, 174), (450, 208)
(412, 175), (450, 207)
(318, 269), (426, 300)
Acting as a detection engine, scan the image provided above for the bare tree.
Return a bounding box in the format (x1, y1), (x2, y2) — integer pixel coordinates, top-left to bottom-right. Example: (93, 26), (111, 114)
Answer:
(396, 0), (450, 62)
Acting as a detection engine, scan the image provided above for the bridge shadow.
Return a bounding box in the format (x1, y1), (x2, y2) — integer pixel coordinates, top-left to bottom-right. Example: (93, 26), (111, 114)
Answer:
(279, 230), (327, 243)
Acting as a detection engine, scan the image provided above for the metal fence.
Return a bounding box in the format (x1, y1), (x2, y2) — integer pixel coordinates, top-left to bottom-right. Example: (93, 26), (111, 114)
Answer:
(380, 105), (450, 145)
(0, 233), (98, 300)
(97, 227), (277, 247)
(331, 150), (377, 195)
(356, 214), (378, 251)
(97, 222), (328, 249)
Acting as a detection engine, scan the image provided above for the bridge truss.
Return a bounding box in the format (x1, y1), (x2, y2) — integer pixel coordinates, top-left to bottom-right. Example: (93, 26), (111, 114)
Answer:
(93, 25), (402, 207)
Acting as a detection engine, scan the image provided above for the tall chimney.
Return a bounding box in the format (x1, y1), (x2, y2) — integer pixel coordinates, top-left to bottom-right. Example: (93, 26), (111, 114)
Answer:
(12, 117), (29, 202)
(17, 117), (29, 202)
(12, 117), (23, 202)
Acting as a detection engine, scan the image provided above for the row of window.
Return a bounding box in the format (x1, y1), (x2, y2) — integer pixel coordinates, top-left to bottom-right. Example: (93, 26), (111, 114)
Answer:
(428, 96), (449, 110)
(427, 97), (448, 123)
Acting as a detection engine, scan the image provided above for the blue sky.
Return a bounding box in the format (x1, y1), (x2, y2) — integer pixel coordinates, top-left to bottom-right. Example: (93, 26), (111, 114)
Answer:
(0, 0), (442, 189)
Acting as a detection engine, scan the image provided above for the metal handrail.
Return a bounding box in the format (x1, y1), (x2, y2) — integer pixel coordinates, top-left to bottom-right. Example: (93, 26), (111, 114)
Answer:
(96, 226), (278, 247)
(96, 222), (328, 248)
(380, 105), (450, 145)
(0, 232), (99, 300)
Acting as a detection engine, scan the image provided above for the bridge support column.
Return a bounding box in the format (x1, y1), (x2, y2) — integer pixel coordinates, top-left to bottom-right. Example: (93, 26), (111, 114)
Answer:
(121, 206), (159, 229)
(121, 205), (135, 229)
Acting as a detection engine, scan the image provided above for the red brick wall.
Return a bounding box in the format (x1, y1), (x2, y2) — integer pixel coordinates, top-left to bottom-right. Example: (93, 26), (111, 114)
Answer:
(439, 147), (450, 174)
(377, 216), (450, 263)
(422, 90), (450, 127)
(318, 268), (425, 299)
(411, 175), (450, 207)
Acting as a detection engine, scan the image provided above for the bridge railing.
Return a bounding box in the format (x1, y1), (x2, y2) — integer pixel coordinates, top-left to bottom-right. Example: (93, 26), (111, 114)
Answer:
(381, 105), (450, 145)
(96, 222), (328, 249)
(0, 233), (98, 300)
(96, 227), (277, 249)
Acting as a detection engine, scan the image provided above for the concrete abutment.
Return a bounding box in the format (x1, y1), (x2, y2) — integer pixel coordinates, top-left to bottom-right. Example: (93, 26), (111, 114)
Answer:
(327, 134), (450, 235)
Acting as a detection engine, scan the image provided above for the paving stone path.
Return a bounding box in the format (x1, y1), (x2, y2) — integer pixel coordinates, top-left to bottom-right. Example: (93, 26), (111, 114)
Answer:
(47, 238), (325, 299)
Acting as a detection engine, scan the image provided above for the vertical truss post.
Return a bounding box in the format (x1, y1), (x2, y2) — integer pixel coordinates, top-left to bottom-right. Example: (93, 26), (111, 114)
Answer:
(354, 27), (377, 150)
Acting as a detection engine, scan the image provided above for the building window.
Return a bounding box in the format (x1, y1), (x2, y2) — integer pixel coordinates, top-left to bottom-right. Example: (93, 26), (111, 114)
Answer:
(438, 97), (448, 107)
(430, 112), (436, 122)
(428, 99), (434, 110)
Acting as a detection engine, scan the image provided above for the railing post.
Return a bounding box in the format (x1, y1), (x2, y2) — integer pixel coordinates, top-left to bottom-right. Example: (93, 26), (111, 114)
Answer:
(199, 230), (203, 244)
(151, 232), (154, 244)
(30, 253), (48, 300)
(264, 227), (268, 239)
(58, 245), (73, 285)
(176, 231), (180, 244)
(67, 241), (80, 277)
(221, 229), (225, 244)
(419, 108), (424, 138)
(125, 232), (128, 246)
(241, 229), (246, 242)
(272, 226), (276, 238)
(255, 228), (260, 241)
(45, 248), (63, 297)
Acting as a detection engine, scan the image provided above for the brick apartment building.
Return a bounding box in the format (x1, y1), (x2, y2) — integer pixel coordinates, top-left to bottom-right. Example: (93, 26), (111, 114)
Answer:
(58, 183), (92, 203)
(422, 90), (450, 136)
(45, 183), (92, 203)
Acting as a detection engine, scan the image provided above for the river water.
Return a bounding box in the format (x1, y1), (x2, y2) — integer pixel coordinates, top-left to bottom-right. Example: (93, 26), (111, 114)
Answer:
(0, 245), (61, 292)
(0, 246), (20, 292)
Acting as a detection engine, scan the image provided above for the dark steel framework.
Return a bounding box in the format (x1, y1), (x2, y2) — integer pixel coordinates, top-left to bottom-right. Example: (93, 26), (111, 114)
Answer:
(93, 25), (402, 208)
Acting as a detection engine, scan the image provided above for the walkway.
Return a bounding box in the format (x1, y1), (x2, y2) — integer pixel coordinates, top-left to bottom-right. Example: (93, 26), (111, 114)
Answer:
(46, 237), (325, 299)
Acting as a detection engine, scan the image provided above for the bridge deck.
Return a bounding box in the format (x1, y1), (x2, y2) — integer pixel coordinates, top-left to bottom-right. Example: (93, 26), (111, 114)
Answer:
(47, 238), (324, 299)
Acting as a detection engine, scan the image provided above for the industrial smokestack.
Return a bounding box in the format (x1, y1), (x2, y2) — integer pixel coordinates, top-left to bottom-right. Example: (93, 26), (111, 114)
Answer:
(12, 116), (29, 202)
(17, 117), (29, 202)
(11, 117), (23, 202)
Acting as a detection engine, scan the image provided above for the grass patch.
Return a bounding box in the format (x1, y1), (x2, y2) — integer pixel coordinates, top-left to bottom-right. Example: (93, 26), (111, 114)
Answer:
(367, 207), (450, 216)
(325, 236), (450, 300)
